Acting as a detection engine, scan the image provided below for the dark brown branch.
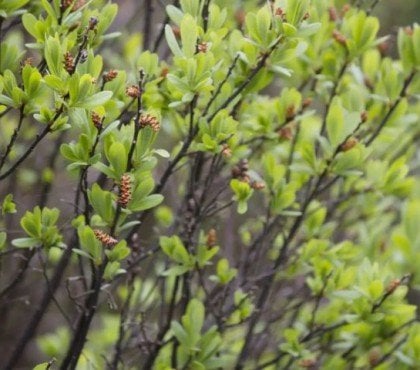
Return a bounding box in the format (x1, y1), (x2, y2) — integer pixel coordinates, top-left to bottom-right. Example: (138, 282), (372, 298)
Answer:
(0, 106), (64, 181)
(366, 71), (416, 146)
(0, 105), (25, 172)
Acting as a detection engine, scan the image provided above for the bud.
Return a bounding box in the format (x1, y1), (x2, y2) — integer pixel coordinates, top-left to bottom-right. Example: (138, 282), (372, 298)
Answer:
(126, 85), (141, 98)
(79, 49), (88, 64)
(286, 105), (296, 120)
(63, 51), (75, 74)
(197, 41), (208, 53)
(172, 26), (181, 38)
(221, 144), (232, 157)
(364, 77), (374, 90)
(360, 111), (368, 123)
(91, 111), (103, 129)
(88, 16), (99, 31)
(231, 159), (250, 182)
(94, 229), (118, 247)
(302, 97), (313, 108)
(385, 278), (401, 294)
(103, 69), (118, 83)
(340, 137), (358, 152)
(404, 26), (413, 36)
(160, 67), (169, 78)
(377, 39), (389, 56)
(61, 0), (85, 11)
(298, 358), (316, 368)
(206, 228), (217, 248)
(328, 7), (338, 22)
(139, 114), (160, 132)
(21, 57), (34, 67)
(278, 125), (293, 141)
(275, 7), (287, 21)
(332, 30), (347, 46)
(341, 4), (351, 16)
(251, 181), (265, 190)
(368, 348), (381, 367)
(235, 9), (246, 27)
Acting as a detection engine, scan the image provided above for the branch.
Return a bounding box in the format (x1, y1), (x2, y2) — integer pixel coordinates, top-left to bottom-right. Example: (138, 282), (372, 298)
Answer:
(366, 71), (416, 146)
(0, 106), (64, 181)
(0, 105), (25, 172)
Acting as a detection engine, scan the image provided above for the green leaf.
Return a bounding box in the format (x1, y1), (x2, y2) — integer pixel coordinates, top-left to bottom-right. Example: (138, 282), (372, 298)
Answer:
(180, 14), (197, 57)
(22, 13), (41, 40)
(130, 194), (163, 212)
(12, 237), (39, 248)
(166, 4), (184, 25)
(165, 25), (183, 57)
(88, 184), (115, 224)
(0, 94), (16, 107)
(106, 142), (127, 179)
(78, 226), (103, 264)
(33, 362), (52, 370)
(2, 194), (17, 215)
(44, 36), (62, 76)
(77, 91), (113, 109)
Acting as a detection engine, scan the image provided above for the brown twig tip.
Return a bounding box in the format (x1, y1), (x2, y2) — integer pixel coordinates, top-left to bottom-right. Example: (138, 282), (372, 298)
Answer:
(160, 67), (169, 78)
(298, 358), (317, 368)
(172, 25), (181, 38)
(385, 278), (401, 294)
(232, 159), (250, 183)
(340, 137), (358, 152)
(275, 7), (287, 21)
(94, 229), (118, 247)
(302, 97), (313, 108)
(251, 181), (265, 190)
(360, 110), (368, 123)
(234, 9), (245, 27)
(61, 0), (85, 11)
(103, 69), (118, 83)
(278, 125), (293, 140)
(328, 7), (338, 21)
(118, 174), (132, 208)
(221, 144), (232, 157)
(404, 26), (413, 36)
(139, 114), (160, 132)
(88, 16), (99, 31)
(341, 4), (351, 16)
(126, 85), (141, 98)
(63, 51), (75, 74)
(206, 228), (217, 248)
(21, 57), (34, 68)
(90, 111), (103, 129)
(368, 348), (381, 367)
(197, 41), (208, 53)
(286, 105), (296, 120)
(332, 30), (347, 46)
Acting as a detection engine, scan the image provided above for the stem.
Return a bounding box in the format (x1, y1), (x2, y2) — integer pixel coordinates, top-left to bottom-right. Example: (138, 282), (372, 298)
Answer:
(60, 70), (146, 369)
(4, 234), (77, 369)
(152, 0), (180, 52)
(0, 105), (25, 172)
(110, 275), (135, 369)
(366, 71), (416, 146)
(143, 0), (153, 50)
(0, 106), (64, 181)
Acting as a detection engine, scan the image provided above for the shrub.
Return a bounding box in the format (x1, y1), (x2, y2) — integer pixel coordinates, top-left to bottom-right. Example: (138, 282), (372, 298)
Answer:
(0, 0), (419, 369)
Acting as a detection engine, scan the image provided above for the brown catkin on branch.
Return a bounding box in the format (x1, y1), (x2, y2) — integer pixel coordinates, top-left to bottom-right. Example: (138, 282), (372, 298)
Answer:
(118, 174), (132, 208)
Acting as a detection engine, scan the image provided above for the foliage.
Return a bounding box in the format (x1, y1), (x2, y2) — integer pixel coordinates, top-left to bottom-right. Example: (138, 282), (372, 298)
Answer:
(0, 0), (419, 369)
